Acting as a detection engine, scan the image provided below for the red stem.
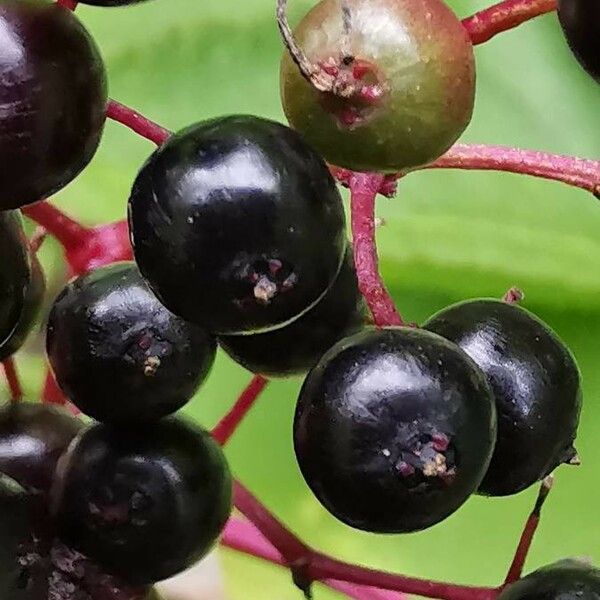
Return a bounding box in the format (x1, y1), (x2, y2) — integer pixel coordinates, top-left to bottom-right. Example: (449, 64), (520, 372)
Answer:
(222, 518), (402, 600)
(107, 100), (171, 146)
(2, 358), (23, 402)
(349, 173), (404, 327)
(462, 0), (557, 45)
(502, 287), (524, 304)
(42, 369), (67, 405)
(212, 376), (269, 445)
(22, 201), (89, 252)
(232, 479), (499, 600)
(504, 476), (553, 585)
(57, 0), (78, 9)
(421, 144), (600, 197)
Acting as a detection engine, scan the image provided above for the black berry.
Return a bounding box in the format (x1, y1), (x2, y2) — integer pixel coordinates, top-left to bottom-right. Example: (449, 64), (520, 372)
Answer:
(498, 560), (600, 600)
(294, 327), (496, 533)
(218, 246), (367, 377)
(52, 417), (232, 585)
(128, 115), (346, 335)
(0, 0), (107, 210)
(0, 402), (82, 494)
(0, 212), (45, 361)
(558, 0), (600, 83)
(47, 262), (216, 423)
(424, 299), (582, 496)
(280, 0), (475, 172)
(0, 474), (49, 599)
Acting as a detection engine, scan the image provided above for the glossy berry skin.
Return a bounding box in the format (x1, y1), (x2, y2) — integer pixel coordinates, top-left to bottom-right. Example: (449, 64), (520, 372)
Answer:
(53, 417), (232, 585)
(0, 402), (82, 494)
(47, 262), (216, 423)
(0, 0), (107, 210)
(218, 247), (367, 377)
(424, 299), (582, 496)
(294, 327), (496, 533)
(498, 560), (600, 600)
(558, 0), (600, 83)
(128, 115), (346, 335)
(0, 211), (45, 361)
(280, 0), (475, 173)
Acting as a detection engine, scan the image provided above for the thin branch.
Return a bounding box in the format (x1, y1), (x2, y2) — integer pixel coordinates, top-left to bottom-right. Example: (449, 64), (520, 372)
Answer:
(22, 201), (89, 251)
(107, 100), (171, 146)
(42, 369), (67, 405)
(504, 476), (553, 585)
(2, 358), (23, 402)
(222, 518), (402, 600)
(462, 0), (557, 45)
(212, 376), (269, 445)
(233, 479), (498, 600)
(30, 227), (48, 254)
(419, 144), (600, 198)
(349, 173), (404, 327)
(57, 0), (78, 10)
(276, 0), (335, 92)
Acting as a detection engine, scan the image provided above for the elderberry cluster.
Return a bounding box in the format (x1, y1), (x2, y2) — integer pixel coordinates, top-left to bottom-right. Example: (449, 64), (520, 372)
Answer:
(0, 0), (597, 599)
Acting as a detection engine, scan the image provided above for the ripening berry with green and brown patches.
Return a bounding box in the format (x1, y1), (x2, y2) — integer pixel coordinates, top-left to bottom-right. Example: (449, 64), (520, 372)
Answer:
(280, 0), (476, 173)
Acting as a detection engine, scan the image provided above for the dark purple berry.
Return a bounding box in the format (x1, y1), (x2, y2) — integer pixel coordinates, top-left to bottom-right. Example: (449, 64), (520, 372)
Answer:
(47, 262), (216, 423)
(218, 246), (367, 377)
(280, 0), (475, 172)
(128, 115), (347, 335)
(558, 0), (600, 83)
(0, 402), (82, 494)
(498, 560), (600, 600)
(0, 0), (107, 210)
(294, 327), (496, 533)
(52, 417), (232, 585)
(424, 299), (582, 496)
(0, 403), (82, 492)
(0, 212), (45, 361)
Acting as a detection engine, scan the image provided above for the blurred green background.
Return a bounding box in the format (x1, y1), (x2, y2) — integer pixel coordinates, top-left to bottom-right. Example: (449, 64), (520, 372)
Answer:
(6, 0), (600, 598)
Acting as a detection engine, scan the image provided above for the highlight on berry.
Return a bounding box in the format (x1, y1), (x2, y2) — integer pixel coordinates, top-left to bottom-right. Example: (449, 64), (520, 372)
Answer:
(0, 0), (598, 598)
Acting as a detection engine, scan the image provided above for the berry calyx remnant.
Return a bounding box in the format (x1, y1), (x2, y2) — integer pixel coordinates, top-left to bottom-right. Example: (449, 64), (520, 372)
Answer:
(294, 327), (497, 533)
(218, 247), (367, 377)
(279, 0), (476, 172)
(46, 262), (216, 423)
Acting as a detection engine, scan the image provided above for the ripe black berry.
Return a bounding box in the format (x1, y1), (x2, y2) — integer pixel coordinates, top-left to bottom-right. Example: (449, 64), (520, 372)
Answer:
(128, 115), (346, 335)
(52, 417), (232, 585)
(218, 247), (367, 377)
(424, 299), (582, 496)
(280, 0), (475, 172)
(0, 402), (82, 494)
(498, 560), (600, 600)
(0, 212), (45, 361)
(0, 0), (107, 210)
(294, 327), (496, 533)
(47, 262), (216, 423)
(558, 0), (600, 83)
